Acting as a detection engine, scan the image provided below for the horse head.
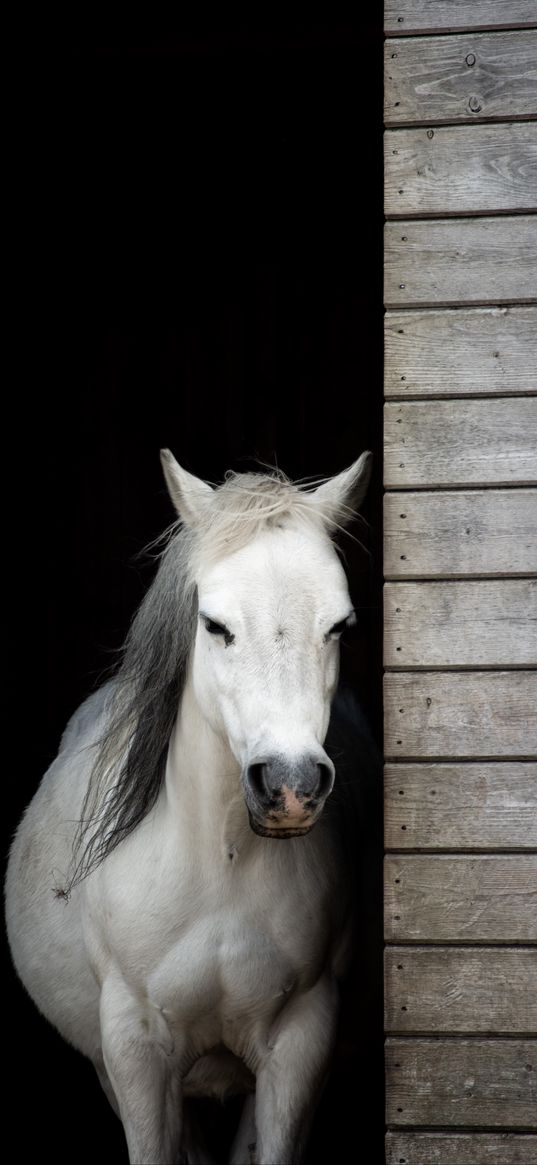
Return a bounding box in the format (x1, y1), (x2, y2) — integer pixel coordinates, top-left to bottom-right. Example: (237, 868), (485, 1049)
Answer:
(161, 450), (371, 838)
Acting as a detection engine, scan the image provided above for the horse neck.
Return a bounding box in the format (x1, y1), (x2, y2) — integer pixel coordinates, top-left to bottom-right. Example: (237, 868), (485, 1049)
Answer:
(165, 672), (250, 856)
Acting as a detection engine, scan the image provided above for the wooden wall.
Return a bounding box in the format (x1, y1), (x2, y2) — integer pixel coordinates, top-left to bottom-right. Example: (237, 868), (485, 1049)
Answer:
(383, 4), (537, 1162)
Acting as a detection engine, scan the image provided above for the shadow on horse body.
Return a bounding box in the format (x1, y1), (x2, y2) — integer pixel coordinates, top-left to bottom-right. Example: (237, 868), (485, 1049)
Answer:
(6, 451), (378, 1165)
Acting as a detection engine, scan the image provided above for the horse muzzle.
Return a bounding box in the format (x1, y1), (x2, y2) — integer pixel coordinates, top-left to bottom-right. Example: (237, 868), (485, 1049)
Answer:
(243, 752), (335, 839)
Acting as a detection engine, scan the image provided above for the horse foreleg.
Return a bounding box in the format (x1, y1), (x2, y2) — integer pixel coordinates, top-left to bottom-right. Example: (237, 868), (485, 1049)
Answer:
(254, 974), (338, 1165)
(229, 1093), (256, 1165)
(94, 1056), (120, 1118)
(100, 976), (183, 1164)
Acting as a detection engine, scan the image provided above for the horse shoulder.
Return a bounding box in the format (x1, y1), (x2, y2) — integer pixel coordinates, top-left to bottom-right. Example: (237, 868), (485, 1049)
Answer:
(6, 686), (113, 1007)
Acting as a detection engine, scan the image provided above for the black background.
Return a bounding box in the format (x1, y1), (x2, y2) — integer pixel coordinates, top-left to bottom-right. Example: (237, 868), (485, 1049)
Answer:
(6, 23), (384, 1162)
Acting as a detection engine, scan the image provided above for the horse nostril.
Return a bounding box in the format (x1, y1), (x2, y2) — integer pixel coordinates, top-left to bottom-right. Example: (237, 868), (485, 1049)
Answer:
(248, 763), (284, 802)
(247, 763), (283, 805)
(316, 763), (333, 800)
(247, 763), (267, 800)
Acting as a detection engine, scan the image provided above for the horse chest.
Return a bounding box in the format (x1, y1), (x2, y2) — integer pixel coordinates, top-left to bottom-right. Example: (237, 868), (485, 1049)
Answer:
(161, 874), (326, 1020)
(97, 846), (331, 1039)
(150, 910), (301, 1025)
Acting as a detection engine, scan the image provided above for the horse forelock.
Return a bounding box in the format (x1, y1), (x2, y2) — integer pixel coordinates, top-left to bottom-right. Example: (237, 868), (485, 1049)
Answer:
(190, 469), (346, 573)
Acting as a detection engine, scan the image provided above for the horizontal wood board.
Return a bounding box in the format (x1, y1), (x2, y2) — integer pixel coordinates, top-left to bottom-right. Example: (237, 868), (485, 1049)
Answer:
(385, 123), (537, 216)
(385, 946), (537, 1032)
(384, 398), (537, 488)
(385, 1), (537, 36)
(384, 580), (537, 667)
(385, 30), (537, 125)
(385, 216), (537, 307)
(384, 489), (537, 578)
(384, 762), (537, 850)
(384, 307), (537, 397)
(385, 854), (537, 942)
(386, 1038), (537, 1127)
(385, 1131), (537, 1164)
(384, 671), (537, 758)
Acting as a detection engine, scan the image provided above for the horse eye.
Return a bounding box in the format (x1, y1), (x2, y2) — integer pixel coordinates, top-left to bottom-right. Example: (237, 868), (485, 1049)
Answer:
(204, 618), (227, 636)
(328, 612), (356, 638)
(201, 616), (235, 646)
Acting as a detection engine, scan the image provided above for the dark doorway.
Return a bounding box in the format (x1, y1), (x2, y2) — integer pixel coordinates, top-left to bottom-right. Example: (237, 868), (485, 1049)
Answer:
(6, 25), (383, 1163)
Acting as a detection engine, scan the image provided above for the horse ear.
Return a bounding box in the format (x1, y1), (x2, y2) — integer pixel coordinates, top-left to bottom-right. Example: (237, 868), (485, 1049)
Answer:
(160, 450), (214, 526)
(309, 452), (372, 527)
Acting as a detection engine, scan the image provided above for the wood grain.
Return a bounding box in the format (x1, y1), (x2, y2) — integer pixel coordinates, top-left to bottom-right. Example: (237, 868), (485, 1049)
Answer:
(384, 671), (537, 758)
(383, 489), (537, 579)
(385, 1), (537, 37)
(384, 855), (537, 942)
(385, 1131), (537, 1164)
(384, 216), (537, 308)
(384, 307), (537, 397)
(385, 123), (537, 216)
(385, 946), (537, 1032)
(384, 399), (537, 488)
(385, 30), (537, 125)
(384, 762), (537, 850)
(384, 580), (537, 667)
(386, 1038), (537, 1127)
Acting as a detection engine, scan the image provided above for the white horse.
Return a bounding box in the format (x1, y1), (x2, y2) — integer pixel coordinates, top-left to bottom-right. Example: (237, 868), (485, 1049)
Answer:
(6, 450), (372, 1165)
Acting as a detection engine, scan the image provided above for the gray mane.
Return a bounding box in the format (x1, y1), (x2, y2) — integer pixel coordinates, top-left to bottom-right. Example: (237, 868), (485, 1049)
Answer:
(68, 522), (198, 889)
(68, 468), (351, 890)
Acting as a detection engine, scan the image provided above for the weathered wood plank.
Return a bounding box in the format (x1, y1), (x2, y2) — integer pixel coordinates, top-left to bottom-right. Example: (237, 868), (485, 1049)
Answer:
(385, 2), (537, 37)
(384, 580), (537, 668)
(386, 1131), (537, 1164)
(384, 217), (537, 307)
(384, 762), (537, 850)
(385, 855), (537, 942)
(385, 124), (537, 217)
(384, 399), (537, 488)
(384, 308), (537, 397)
(385, 947), (537, 1033)
(386, 1038), (537, 1127)
(385, 30), (537, 125)
(385, 671), (537, 758)
(384, 489), (537, 579)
